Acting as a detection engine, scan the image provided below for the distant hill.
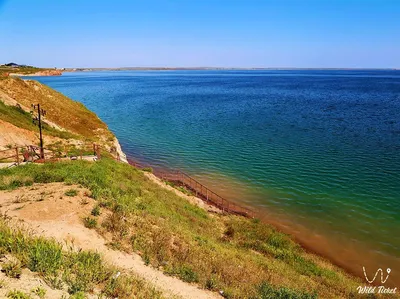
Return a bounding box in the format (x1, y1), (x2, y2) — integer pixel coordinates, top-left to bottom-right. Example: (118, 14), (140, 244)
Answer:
(0, 64), (62, 77)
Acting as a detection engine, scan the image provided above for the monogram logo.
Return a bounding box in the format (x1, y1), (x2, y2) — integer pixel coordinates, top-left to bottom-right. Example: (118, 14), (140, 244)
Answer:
(363, 267), (391, 284)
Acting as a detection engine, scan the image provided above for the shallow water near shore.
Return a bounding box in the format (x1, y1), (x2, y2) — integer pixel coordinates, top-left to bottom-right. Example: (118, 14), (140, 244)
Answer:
(32, 70), (400, 284)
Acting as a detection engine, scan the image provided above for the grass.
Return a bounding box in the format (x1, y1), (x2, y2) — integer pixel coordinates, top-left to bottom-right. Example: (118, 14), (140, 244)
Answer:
(69, 292), (86, 299)
(64, 189), (78, 197)
(83, 217), (97, 229)
(257, 281), (317, 299)
(91, 205), (101, 216)
(0, 159), (362, 298)
(31, 286), (46, 299)
(1, 260), (22, 278)
(7, 289), (31, 299)
(164, 180), (194, 196)
(141, 167), (153, 173)
(0, 216), (162, 298)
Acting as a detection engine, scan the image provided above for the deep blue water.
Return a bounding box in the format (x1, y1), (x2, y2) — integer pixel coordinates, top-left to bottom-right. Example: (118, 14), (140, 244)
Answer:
(32, 70), (400, 282)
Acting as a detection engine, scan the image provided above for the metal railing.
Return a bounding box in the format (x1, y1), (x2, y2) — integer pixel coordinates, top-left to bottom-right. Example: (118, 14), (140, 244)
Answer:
(127, 158), (254, 218)
(1, 144), (254, 218)
(159, 170), (254, 218)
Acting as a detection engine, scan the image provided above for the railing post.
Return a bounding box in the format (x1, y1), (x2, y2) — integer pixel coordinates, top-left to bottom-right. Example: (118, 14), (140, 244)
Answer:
(15, 147), (19, 165)
(96, 145), (101, 159)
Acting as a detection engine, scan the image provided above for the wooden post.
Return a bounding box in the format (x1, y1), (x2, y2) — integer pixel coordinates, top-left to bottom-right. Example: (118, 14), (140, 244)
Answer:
(96, 145), (101, 159)
(15, 147), (19, 165)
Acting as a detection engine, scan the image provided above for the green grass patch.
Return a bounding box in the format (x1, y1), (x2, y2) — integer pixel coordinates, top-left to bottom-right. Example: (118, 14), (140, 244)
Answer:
(64, 189), (78, 197)
(0, 217), (163, 298)
(1, 260), (22, 278)
(83, 217), (97, 229)
(7, 289), (31, 299)
(91, 205), (101, 216)
(31, 287), (46, 299)
(257, 281), (317, 299)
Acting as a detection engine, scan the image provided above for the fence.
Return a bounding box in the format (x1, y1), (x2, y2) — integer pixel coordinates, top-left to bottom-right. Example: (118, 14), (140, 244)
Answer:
(0, 143), (101, 166)
(158, 170), (254, 218)
(0, 145), (58, 165)
(127, 158), (254, 218)
(1, 144), (254, 218)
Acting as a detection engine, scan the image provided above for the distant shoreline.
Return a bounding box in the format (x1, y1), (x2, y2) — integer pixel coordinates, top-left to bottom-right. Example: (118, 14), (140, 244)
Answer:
(63, 67), (399, 72)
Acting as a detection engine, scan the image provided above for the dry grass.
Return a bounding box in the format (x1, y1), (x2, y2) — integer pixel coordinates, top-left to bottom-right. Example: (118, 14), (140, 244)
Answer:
(0, 77), (114, 141)
(0, 159), (365, 298)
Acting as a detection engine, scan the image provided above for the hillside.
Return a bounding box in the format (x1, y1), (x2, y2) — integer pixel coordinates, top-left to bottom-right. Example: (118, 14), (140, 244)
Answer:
(0, 78), (371, 298)
(0, 77), (125, 163)
(0, 64), (61, 77)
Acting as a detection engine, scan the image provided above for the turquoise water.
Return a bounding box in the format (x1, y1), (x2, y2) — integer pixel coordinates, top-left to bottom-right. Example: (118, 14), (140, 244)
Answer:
(33, 70), (400, 282)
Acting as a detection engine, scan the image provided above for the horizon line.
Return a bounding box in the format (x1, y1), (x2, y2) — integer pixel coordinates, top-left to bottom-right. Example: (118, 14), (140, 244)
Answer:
(61, 66), (400, 71)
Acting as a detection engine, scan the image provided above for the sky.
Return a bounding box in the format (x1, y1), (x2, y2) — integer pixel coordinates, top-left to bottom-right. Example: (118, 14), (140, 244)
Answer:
(0, 0), (399, 68)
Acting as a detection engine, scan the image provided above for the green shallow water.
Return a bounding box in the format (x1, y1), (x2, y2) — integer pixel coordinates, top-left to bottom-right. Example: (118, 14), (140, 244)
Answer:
(32, 70), (400, 283)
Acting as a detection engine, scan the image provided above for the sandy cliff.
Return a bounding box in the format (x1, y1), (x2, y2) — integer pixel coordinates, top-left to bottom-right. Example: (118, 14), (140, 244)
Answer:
(10, 69), (63, 76)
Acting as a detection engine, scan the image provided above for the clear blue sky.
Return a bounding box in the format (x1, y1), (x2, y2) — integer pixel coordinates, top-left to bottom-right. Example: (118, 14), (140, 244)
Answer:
(0, 0), (399, 68)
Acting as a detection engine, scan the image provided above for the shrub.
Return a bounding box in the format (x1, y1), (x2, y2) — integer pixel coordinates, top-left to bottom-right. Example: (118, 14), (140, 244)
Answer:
(64, 189), (78, 197)
(1, 260), (22, 278)
(257, 281), (317, 299)
(31, 286), (46, 299)
(102, 274), (162, 299)
(68, 291), (87, 299)
(91, 205), (101, 216)
(224, 226), (235, 238)
(27, 237), (63, 275)
(63, 251), (110, 294)
(7, 289), (31, 299)
(176, 265), (199, 283)
(205, 277), (217, 290)
(83, 217), (97, 229)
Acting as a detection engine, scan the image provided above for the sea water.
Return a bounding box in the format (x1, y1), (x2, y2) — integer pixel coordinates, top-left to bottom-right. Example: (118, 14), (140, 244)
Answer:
(32, 70), (400, 283)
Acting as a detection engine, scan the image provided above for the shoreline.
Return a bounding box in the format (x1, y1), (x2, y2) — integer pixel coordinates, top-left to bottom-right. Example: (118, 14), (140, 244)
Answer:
(121, 151), (399, 286)
(9, 70), (62, 77)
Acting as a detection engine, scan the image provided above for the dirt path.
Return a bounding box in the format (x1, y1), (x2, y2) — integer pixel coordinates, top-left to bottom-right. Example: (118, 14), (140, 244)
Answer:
(0, 183), (220, 299)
